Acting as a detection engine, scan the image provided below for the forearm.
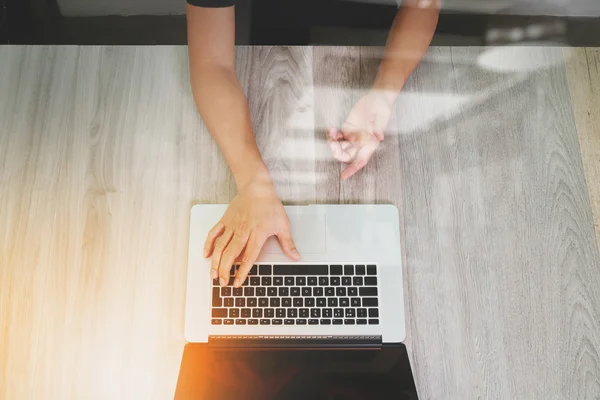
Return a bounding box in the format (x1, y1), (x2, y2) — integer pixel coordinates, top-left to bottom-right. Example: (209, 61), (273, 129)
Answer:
(374, 0), (440, 103)
(190, 65), (270, 189)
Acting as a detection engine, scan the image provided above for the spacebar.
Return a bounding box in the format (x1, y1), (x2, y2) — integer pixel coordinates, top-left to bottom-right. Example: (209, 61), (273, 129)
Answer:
(273, 265), (328, 275)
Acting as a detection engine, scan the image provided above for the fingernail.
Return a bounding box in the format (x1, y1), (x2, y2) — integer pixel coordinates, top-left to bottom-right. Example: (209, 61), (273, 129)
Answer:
(210, 269), (218, 279)
(233, 278), (240, 287)
(219, 278), (226, 287)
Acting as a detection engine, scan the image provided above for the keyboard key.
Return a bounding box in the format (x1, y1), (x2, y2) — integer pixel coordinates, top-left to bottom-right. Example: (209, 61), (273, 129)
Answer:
(314, 287), (324, 296)
(308, 319), (319, 325)
(285, 277), (295, 286)
(212, 287), (222, 307)
(228, 277), (235, 286)
(248, 319), (259, 325)
(282, 298), (292, 307)
(334, 308), (344, 318)
(270, 298), (280, 307)
(328, 298), (338, 307)
(353, 277), (363, 286)
(299, 308), (309, 318)
(260, 319), (270, 325)
(356, 265), (366, 275)
(250, 277), (260, 286)
(241, 278), (249, 286)
(230, 266), (236, 276)
(247, 298), (257, 307)
(296, 319), (307, 325)
(224, 319), (234, 325)
(330, 277), (340, 286)
(363, 298), (378, 307)
(358, 308), (367, 318)
(296, 277), (306, 286)
(291, 287), (300, 296)
(359, 287), (378, 296)
(320, 319), (331, 325)
(357, 319), (367, 325)
(287, 309), (298, 318)
(302, 287), (312, 296)
(336, 287), (346, 297)
(344, 265), (354, 275)
(351, 298), (361, 307)
(272, 319), (283, 325)
(368, 319), (379, 325)
(229, 308), (240, 318)
(259, 265), (272, 275)
(323, 308), (332, 318)
(340, 298), (349, 307)
(367, 265), (377, 275)
(330, 265), (343, 275)
(222, 287), (231, 296)
(348, 287), (358, 296)
(233, 288), (243, 296)
(278, 287), (289, 296)
(261, 277), (272, 286)
(305, 298), (315, 307)
(316, 298), (326, 307)
(333, 319), (343, 325)
(241, 308), (251, 318)
(293, 298), (303, 307)
(224, 298), (234, 307)
(252, 309), (262, 318)
(248, 265), (258, 276)
(344, 319), (355, 325)
(276, 309), (286, 318)
(342, 277), (352, 286)
(284, 319), (295, 325)
(319, 277), (329, 286)
(243, 287), (254, 297)
(211, 319), (222, 325)
(259, 298), (268, 307)
(325, 288), (335, 296)
(308, 277), (318, 286)
(267, 287), (277, 296)
(235, 298), (245, 307)
(236, 319), (247, 325)
(345, 309), (355, 317)
(273, 265), (328, 275)
(365, 277), (377, 286)
(265, 308), (274, 318)
(311, 309), (321, 318)
(213, 279), (219, 286)
(256, 287), (266, 296)
(368, 309), (379, 318)
(273, 277), (283, 286)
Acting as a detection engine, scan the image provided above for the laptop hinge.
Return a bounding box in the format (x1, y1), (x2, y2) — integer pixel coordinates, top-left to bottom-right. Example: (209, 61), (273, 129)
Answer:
(208, 335), (382, 348)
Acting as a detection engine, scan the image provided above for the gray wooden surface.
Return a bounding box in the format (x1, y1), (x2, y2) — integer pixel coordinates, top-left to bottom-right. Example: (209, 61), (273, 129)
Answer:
(0, 45), (599, 400)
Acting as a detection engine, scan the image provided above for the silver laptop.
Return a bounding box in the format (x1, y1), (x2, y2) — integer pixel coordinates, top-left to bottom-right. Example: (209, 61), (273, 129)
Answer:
(184, 204), (405, 346)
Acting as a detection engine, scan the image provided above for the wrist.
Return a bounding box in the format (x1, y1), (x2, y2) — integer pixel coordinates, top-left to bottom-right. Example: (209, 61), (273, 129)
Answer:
(234, 163), (273, 192)
(373, 67), (405, 105)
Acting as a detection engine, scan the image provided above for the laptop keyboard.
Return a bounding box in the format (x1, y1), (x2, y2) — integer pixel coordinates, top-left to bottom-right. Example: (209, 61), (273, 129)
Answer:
(211, 264), (380, 326)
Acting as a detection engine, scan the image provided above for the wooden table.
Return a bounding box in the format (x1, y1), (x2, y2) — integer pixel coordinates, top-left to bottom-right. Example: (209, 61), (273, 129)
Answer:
(1, 45), (599, 400)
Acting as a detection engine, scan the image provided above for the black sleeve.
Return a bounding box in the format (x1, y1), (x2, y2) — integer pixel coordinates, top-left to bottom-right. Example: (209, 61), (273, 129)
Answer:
(187, 0), (235, 7)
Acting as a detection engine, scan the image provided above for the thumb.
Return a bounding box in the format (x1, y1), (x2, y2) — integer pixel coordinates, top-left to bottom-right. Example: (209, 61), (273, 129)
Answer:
(276, 229), (301, 261)
(372, 108), (390, 142)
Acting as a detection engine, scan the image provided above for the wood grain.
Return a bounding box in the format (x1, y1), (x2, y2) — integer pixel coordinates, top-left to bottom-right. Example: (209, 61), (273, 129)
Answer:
(1, 45), (600, 400)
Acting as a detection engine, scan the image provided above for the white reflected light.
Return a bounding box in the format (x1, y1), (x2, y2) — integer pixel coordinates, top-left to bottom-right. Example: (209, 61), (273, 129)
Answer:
(478, 44), (573, 73)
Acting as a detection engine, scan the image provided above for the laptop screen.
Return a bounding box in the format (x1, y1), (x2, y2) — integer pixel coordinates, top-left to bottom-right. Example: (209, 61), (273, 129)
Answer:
(175, 343), (418, 399)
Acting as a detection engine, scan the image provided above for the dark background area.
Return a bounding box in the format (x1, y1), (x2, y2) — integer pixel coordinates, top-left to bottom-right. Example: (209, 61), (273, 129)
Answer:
(1, 0), (600, 46)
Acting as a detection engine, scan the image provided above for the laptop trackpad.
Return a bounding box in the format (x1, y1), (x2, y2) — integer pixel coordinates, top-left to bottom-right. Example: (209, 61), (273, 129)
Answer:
(261, 209), (326, 255)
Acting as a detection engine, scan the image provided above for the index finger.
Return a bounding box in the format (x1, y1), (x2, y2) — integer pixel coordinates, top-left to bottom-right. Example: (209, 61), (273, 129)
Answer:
(341, 141), (378, 180)
(235, 232), (269, 287)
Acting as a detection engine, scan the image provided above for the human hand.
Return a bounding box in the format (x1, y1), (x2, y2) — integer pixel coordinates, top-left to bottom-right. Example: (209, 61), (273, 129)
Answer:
(204, 177), (300, 287)
(327, 90), (393, 180)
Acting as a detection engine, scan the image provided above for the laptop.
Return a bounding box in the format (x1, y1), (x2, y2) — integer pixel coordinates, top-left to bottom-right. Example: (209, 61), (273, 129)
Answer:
(179, 204), (415, 399)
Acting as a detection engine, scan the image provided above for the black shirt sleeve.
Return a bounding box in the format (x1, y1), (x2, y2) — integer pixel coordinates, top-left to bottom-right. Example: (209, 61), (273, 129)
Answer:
(187, 0), (235, 7)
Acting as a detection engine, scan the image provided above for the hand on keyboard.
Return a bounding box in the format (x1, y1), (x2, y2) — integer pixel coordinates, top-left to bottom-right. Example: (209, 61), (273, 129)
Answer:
(204, 177), (301, 287)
